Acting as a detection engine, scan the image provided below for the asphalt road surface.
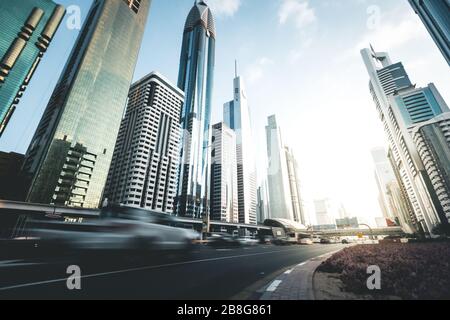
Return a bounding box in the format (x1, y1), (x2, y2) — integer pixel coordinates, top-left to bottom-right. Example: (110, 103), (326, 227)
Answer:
(0, 244), (345, 299)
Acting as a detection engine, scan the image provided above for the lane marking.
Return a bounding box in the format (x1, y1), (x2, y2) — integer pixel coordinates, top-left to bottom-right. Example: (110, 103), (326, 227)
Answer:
(297, 262), (306, 267)
(284, 269), (293, 274)
(266, 280), (282, 292)
(0, 247), (301, 292)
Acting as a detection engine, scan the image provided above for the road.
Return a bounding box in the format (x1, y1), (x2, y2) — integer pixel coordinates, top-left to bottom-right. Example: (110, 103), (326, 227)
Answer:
(0, 244), (345, 299)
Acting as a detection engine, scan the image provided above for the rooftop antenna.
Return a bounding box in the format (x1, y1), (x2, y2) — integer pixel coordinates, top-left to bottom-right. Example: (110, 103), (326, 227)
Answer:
(235, 59), (238, 78)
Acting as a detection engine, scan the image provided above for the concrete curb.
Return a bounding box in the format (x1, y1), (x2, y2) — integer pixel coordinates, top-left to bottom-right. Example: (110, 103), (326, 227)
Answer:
(258, 249), (342, 300)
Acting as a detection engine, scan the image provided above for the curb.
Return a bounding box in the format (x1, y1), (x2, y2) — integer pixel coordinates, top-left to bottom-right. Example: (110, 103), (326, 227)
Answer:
(258, 249), (342, 300)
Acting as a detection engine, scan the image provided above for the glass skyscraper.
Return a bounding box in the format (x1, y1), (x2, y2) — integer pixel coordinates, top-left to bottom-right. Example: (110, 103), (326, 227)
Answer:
(175, 1), (215, 218)
(224, 70), (257, 225)
(361, 47), (449, 235)
(22, 0), (151, 208)
(0, 0), (65, 136)
(409, 0), (450, 66)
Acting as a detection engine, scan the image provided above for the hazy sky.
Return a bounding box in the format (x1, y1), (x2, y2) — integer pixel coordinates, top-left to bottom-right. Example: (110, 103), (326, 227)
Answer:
(1, 0), (449, 225)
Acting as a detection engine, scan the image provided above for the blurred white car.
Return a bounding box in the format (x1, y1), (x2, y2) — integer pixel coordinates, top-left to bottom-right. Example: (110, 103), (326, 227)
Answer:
(299, 238), (313, 245)
(237, 236), (259, 246)
(29, 206), (199, 253)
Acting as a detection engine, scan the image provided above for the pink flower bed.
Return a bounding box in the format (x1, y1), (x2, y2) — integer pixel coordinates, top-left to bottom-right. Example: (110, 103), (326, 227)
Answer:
(318, 242), (450, 299)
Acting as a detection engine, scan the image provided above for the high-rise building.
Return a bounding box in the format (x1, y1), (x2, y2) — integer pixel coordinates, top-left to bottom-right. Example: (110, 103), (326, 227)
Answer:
(265, 115), (294, 221)
(361, 47), (449, 234)
(371, 147), (399, 220)
(210, 122), (238, 223)
(408, 0), (450, 66)
(285, 146), (306, 225)
(314, 198), (334, 226)
(412, 113), (450, 224)
(175, 1), (215, 218)
(256, 180), (270, 224)
(22, 0), (151, 208)
(0, 151), (26, 201)
(103, 72), (184, 213)
(224, 67), (257, 225)
(0, 0), (65, 136)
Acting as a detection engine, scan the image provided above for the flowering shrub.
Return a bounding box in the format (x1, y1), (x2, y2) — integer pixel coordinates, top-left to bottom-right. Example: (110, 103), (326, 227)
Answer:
(317, 243), (450, 299)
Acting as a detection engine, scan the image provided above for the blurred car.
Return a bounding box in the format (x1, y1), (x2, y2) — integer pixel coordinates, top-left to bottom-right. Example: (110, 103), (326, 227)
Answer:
(237, 236), (259, 246)
(299, 238), (313, 245)
(259, 235), (275, 244)
(320, 238), (331, 244)
(312, 237), (322, 244)
(206, 233), (241, 248)
(29, 205), (199, 254)
(341, 239), (349, 244)
(272, 237), (291, 246)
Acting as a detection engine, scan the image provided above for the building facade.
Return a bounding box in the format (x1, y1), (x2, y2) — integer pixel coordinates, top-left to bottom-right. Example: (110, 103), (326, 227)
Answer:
(256, 180), (270, 224)
(22, 0), (150, 208)
(103, 72), (184, 213)
(412, 113), (450, 224)
(408, 0), (450, 66)
(175, 1), (215, 218)
(210, 122), (238, 223)
(0, 0), (65, 136)
(371, 147), (399, 220)
(265, 115), (295, 221)
(0, 152), (26, 201)
(314, 198), (335, 226)
(285, 146), (306, 225)
(224, 71), (257, 225)
(361, 47), (448, 235)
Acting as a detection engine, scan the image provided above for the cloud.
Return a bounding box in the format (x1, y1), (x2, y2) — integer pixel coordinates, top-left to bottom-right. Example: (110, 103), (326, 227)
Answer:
(355, 13), (425, 53)
(244, 57), (274, 84)
(278, 0), (316, 29)
(207, 0), (241, 17)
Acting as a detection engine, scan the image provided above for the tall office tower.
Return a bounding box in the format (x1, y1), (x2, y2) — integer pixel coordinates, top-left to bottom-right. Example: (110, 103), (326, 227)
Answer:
(209, 122), (238, 223)
(408, 0), (450, 66)
(387, 148), (418, 234)
(224, 67), (257, 225)
(0, 0), (65, 136)
(0, 152), (26, 201)
(371, 147), (399, 220)
(284, 146), (306, 225)
(103, 72), (184, 213)
(176, 1), (215, 218)
(22, 0), (150, 208)
(314, 199), (334, 226)
(265, 115), (294, 221)
(412, 113), (450, 224)
(371, 146), (416, 233)
(361, 47), (448, 234)
(256, 180), (270, 224)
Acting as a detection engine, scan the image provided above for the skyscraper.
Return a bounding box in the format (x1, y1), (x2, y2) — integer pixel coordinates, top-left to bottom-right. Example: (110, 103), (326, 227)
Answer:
(104, 72), (184, 213)
(0, 0), (65, 136)
(412, 113), (450, 224)
(175, 1), (215, 218)
(371, 147), (399, 220)
(265, 115), (294, 221)
(224, 67), (257, 225)
(314, 198), (334, 226)
(361, 47), (448, 234)
(285, 146), (306, 225)
(408, 0), (450, 66)
(22, 0), (151, 208)
(256, 180), (270, 224)
(210, 122), (238, 223)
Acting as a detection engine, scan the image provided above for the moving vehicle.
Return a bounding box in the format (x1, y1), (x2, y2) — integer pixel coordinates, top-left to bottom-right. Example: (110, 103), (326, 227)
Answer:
(237, 236), (259, 246)
(29, 205), (199, 254)
(206, 233), (241, 248)
(299, 238), (313, 245)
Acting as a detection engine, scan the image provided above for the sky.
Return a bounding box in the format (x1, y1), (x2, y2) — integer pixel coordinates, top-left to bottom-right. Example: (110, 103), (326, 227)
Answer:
(1, 0), (449, 226)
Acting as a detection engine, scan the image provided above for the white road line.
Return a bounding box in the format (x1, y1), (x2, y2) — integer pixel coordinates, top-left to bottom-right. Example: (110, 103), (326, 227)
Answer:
(0, 260), (23, 265)
(266, 280), (282, 292)
(297, 262), (306, 267)
(284, 269), (293, 274)
(0, 247), (300, 292)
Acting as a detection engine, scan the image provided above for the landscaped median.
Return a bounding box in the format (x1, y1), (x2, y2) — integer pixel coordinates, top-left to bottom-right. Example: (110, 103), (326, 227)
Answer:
(315, 241), (450, 300)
